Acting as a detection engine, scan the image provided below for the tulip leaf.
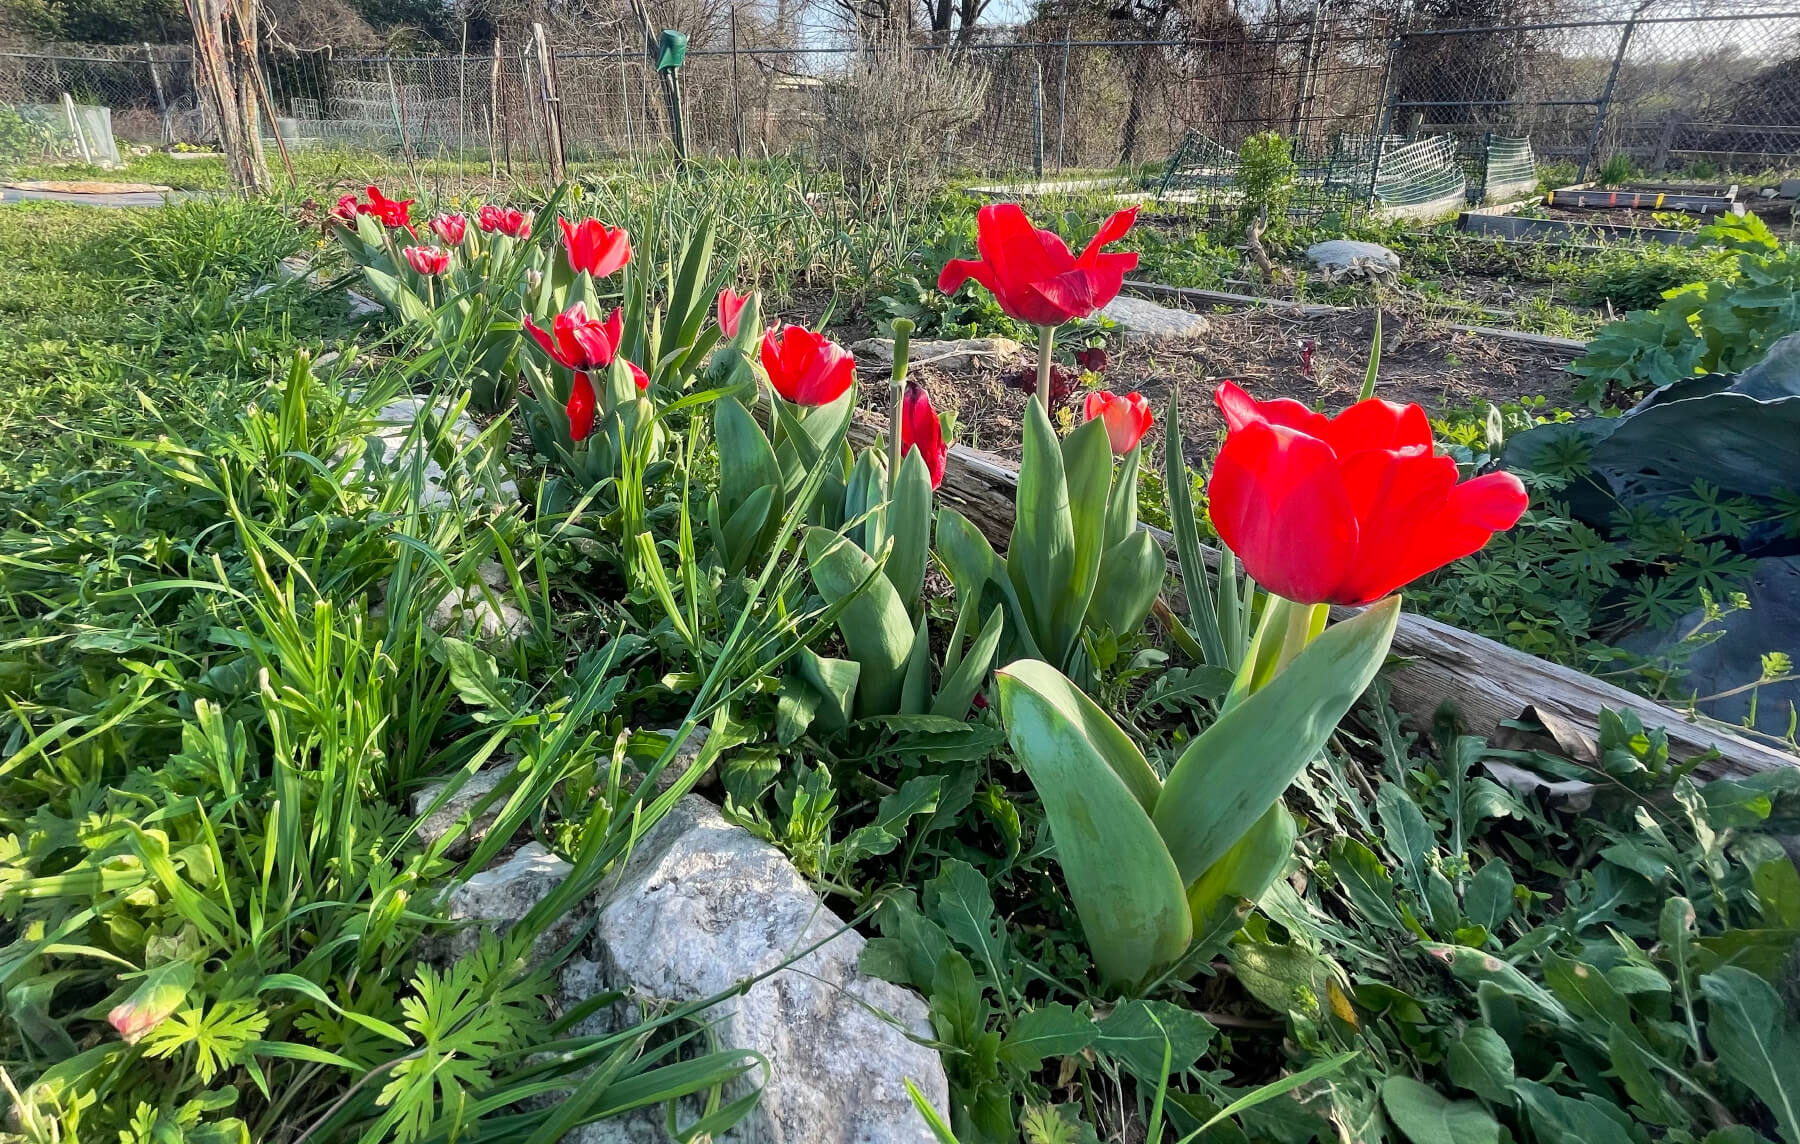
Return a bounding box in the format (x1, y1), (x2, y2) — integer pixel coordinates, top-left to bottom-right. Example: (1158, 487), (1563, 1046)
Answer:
(996, 658), (1163, 812)
(1154, 597), (1401, 885)
(795, 649), (860, 734)
(1105, 444), (1142, 550)
(1009, 399), (1077, 667)
(845, 448), (887, 556)
(937, 508), (1041, 662)
(719, 485), (776, 577)
(1087, 529), (1165, 641)
(931, 604), (1005, 719)
(997, 659), (1190, 988)
(1161, 394), (1227, 668)
(1185, 803), (1296, 923)
(900, 613), (932, 716)
(1055, 415), (1113, 669)
(715, 395), (782, 522)
(803, 528), (913, 718)
(887, 448), (933, 618)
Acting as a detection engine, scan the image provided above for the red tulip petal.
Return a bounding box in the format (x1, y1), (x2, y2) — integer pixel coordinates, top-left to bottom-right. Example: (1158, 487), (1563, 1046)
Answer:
(1322, 398), (1434, 456)
(1084, 250), (1139, 310)
(1334, 467), (1529, 604)
(1336, 446), (1454, 525)
(1214, 382), (1260, 431)
(1208, 421), (1357, 605)
(628, 360), (649, 390)
(523, 317), (564, 368)
(1026, 268), (1098, 323)
(566, 372), (596, 442)
(977, 203), (1073, 287)
(1078, 206), (1139, 264)
(938, 256), (997, 296)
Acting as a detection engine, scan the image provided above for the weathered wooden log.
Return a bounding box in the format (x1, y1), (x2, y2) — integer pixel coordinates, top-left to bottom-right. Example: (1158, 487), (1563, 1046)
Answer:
(842, 408), (1797, 782)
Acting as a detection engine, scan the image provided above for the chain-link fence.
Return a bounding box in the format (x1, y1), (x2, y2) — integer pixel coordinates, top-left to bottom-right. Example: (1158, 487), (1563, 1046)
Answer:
(5, 2), (1800, 189)
(1390, 0), (1800, 177)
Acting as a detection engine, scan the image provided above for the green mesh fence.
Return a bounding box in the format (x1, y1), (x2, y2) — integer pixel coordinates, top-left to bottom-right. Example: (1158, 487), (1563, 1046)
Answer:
(1372, 135), (1466, 213)
(1152, 129), (1393, 222)
(1481, 135), (1538, 203)
(1156, 130), (1238, 196)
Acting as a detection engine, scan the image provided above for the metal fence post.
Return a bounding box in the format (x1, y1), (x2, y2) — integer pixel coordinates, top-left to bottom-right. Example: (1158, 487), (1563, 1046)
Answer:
(1582, 0), (1653, 181)
(1367, 32), (1403, 205)
(1031, 58), (1045, 179)
(1055, 30), (1071, 170)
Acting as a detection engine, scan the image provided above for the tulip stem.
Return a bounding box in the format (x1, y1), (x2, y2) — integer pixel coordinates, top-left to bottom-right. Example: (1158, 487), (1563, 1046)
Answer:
(1035, 324), (1056, 414)
(889, 318), (914, 488)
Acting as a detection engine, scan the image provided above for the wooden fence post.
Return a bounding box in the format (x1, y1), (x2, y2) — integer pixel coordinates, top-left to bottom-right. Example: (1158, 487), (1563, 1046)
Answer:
(532, 22), (566, 183)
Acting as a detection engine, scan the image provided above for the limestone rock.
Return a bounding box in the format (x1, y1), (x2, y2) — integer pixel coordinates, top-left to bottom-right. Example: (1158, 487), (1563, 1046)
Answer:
(1099, 294), (1211, 341)
(1306, 239), (1401, 282)
(565, 796), (948, 1143)
(431, 559), (529, 641)
(359, 395), (519, 510)
(410, 756), (518, 858)
(442, 841), (580, 961)
(851, 336), (1023, 371)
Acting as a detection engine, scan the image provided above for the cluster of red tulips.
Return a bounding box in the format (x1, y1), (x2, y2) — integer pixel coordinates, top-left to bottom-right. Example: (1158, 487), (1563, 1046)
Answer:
(335, 184), (1527, 600)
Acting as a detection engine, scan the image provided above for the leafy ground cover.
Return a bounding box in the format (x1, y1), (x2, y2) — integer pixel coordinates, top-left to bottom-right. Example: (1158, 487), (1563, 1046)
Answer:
(3, 158), (1799, 1144)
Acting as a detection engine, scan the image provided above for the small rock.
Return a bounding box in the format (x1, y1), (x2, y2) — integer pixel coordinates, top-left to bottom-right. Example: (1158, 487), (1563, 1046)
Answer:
(1100, 294), (1211, 342)
(358, 395), (519, 510)
(851, 337), (1022, 371)
(442, 841), (580, 961)
(639, 725), (710, 792)
(1306, 239), (1401, 282)
(410, 757), (517, 857)
(346, 288), (384, 317)
(431, 560), (529, 641)
(566, 796), (948, 1143)
(1779, 178), (1800, 199)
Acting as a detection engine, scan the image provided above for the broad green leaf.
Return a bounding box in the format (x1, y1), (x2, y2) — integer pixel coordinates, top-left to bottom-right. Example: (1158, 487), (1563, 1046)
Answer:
(1381, 1076), (1500, 1144)
(888, 448), (933, 617)
(1327, 838), (1407, 932)
(1377, 784), (1432, 874)
(1463, 860), (1515, 933)
(1094, 999), (1215, 1082)
(1701, 967), (1800, 1144)
(1104, 444), (1142, 549)
(795, 649), (859, 734)
(994, 659), (1162, 813)
(719, 485), (777, 575)
(931, 604), (1004, 720)
(998, 1004), (1097, 1071)
(996, 660), (1190, 987)
(1154, 598), (1400, 885)
(715, 395), (782, 527)
(927, 859), (1009, 991)
(901, 613), (932, 715)
(1609, 1026), (1688, 1127)
(433, 636), (513, 717)
(804, 528), (913, 717)
(1445, 1025), (1514, 1103)
(1052, 414), (1113, 668)
(843, 776), (941, 863)
(1087, 530), (1165, 641)
(929, 949), (986, 1047)
(1009, 399), (1077, 666)
(1512, 1079), (1636, 1144)
(1185, 804), (1294, 925)
(1754, 857), (1800, 928)
(938, 508), (1040, 662)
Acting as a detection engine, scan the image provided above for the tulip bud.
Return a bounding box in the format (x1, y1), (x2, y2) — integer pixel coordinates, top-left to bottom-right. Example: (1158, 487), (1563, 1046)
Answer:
(108, 961), (195, 1045)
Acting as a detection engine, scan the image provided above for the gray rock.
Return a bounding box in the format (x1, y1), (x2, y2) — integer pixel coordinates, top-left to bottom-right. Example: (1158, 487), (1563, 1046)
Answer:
(359, 395), (520, 510)
(431, 559), (529, 641)
(851, 336), (1023, 371)
(567, 796), (947, 1144)
(410, 756), (518, 857)
(442, 841), (580, 961)
(1306, 239), (1401, 282)
(1780, 178), (1800, 199)
(641, 725), (710, 792)
(1099, 294), (1211, 342)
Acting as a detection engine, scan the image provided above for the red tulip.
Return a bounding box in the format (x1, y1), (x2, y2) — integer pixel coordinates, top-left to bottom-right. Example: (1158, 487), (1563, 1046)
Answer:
(362, 185), (413, 228)
(402, 245), (451, 276)
(524, 301), (622, 372)
(560, 217), (631, 278)
(937, 204), (1139, 327)
(717, 288), (749, 338)
(331, 193), (359, 224)
(429, 213), (467, 244)
(523, 302), (646, 443)
(900, 381), (948, 489)
(478, 204), (532, 238)
(1083, 390), (1153, 455)
(1207, 382), (1529, 606)
(761, 325), (855, 407)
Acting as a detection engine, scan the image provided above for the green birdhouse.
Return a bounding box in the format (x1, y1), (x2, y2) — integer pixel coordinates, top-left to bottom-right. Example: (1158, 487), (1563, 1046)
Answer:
(656, 30), (688, 71)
